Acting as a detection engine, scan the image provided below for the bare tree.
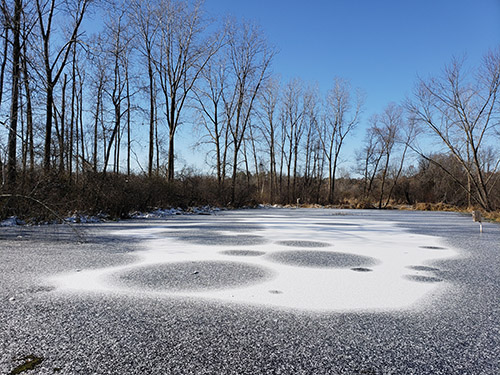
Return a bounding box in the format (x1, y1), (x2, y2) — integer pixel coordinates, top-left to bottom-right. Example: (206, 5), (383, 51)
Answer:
(370, 103), (402, 208)
(21, 38), (35, 176)
(257, 76), (280, 202)
(129, 0), (158, 177)
(0, 12), (8, 110)
(53, 73), (67, 171)
(193, 52), (229, 191)
(88, 36), (106, 172)
(246, 117), (262, 192)
(35, 0), (92, 172)
(408, 50), (500, 210)
(318, 77), (362, 203)
(2, 0), (22, 186)
(99, 7), (133, 173)
(67, 39), (88, 179)
(357, 123), (383, 200)
(68, 43), (76, 175)
(383, 113), (417, 207)
(223, 21), (273, 204)
(152, 0), (221, 181)
(281, 78), (304, 202)
(74, 50), (87, 179)
(302, 84), (320, 191)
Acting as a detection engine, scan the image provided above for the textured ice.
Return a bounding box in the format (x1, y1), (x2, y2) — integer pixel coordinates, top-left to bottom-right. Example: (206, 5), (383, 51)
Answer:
(219, 250), (266, 257)
(50, 210), (459, 312)
(267, 250), (378, 268)
(118, 261), (273, 291)
(276, 240), (331, 248)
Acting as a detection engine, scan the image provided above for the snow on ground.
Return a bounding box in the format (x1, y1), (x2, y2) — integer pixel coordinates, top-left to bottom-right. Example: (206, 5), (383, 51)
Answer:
(0, 206), (218, 227)
(50, 210), (459, 312)
(0, 216), (25, 226)
(130, 206), (220, 218)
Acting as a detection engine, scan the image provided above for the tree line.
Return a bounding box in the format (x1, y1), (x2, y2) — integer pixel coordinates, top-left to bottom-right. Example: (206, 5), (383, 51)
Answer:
(1, 0), (499, 219)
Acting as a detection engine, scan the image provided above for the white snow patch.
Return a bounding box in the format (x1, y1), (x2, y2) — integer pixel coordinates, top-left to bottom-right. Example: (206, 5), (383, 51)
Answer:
(0, 216), (25, 226)
(130, 206), (220, 219)
(65, 214), (102, 224)
(50, 213), (459, 312)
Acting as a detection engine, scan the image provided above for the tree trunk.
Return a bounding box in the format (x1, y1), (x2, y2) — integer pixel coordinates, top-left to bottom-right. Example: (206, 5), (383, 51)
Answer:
(286, 136), (293, 202)
(103, 103), (121, 173)
(167, 94), (176, 180)
(69, 45), (77, 177)
(0, 27), (8, 109)
(385, 143), (408, 207)
(21, 40), (33, 174)
(155, 114), (160, 175)
(7, 0), (22, 187)
(214, 120), (222, 190)
(20, 88), (26, 178)
(222, 122), (230, 187)
(327, 157), (333, 204)
(115, 116), (120, 174)
(78, 79), (85, 179)
(126, 67), (131, 176)
(148, 56), (154, 177)
(231, 144), (238, 205)
(378, 154), (390, 209)
(269, 126), (275, 203)
(93, 85), (101, 172)
(248, 124), (260, 192)
(43, 82), (54, 172)
(367, 153), (383, 198)
(243, 140), (251, 188)
(58, 74), (67, 172)
(167, 128), (175, 180)
(292, 142), (299, 201)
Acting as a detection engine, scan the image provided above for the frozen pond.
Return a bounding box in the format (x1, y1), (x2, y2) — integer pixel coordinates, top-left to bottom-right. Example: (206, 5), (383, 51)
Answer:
(2, 208), (499, 374)
(51, 208), (460, 312)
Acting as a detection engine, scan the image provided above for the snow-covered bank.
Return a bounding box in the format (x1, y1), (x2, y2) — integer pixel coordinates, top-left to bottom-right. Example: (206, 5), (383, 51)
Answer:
(0, 206), (221, 227)
(130, 206), (221, 218)
(0, 216), (25, 227)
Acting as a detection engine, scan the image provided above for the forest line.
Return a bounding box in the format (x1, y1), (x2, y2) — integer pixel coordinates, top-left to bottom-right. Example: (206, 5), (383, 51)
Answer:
(1, 0), (499, 220)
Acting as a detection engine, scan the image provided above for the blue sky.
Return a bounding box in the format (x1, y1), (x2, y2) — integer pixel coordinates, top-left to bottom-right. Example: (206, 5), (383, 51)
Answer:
(171, 0), (499, 172)
(204, 0), (500, 118)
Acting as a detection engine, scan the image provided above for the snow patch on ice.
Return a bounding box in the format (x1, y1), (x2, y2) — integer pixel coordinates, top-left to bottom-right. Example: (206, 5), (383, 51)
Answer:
(50, 212), (459, 312)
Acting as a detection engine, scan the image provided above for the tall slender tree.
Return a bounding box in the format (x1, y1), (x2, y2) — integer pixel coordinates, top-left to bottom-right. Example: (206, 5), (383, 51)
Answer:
(129, 0), (158, 177)
(100, 7), (132, 173)
(153, 0), (221, 181)
(318, 77), (363, 203)
(0, 17), (9, 110)
(224, 21), (273, 204)
(3, 0), (22, 186)
(281, 78), (304, 202)
(371, 103), (401, 208)
(257, 76), (280, 202)
(35, 0), (91, 172)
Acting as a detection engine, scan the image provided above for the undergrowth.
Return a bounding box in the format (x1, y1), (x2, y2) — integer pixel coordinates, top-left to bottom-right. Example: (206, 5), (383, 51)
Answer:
(1, 170), (499, 223)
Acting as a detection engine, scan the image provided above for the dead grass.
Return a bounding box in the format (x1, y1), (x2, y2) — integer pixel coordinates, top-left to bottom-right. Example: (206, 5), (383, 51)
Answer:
(482, 211), (500, 223)
(407, 203), (500, 223)
(412, 202), (458, 212)
(326, 199), (500, 223)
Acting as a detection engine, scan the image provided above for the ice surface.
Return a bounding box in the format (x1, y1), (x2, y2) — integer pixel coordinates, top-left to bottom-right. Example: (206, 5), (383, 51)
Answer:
(50, 210), (459, 312)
